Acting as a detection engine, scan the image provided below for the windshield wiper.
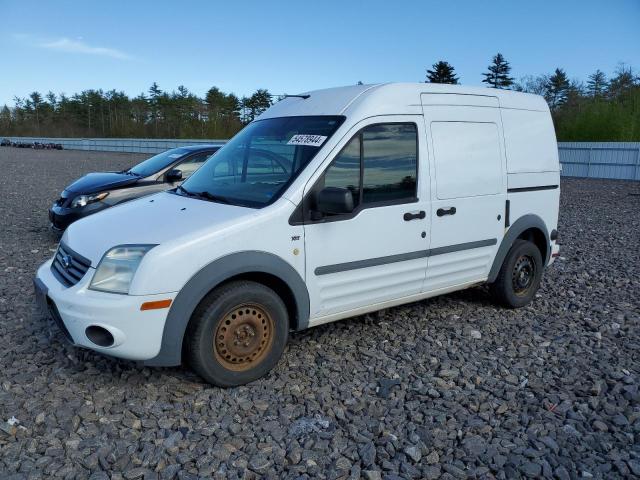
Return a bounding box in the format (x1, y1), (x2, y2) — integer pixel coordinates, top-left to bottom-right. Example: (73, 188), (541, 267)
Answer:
(194, 191), (231, 204)
(176, 185), (192, 196)
(176, 185), (230, 204)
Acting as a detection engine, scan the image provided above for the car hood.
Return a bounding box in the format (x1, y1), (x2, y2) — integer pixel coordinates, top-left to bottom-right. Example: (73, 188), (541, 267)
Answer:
(62, 192), (256, 264)
(65, 171), (139, 194)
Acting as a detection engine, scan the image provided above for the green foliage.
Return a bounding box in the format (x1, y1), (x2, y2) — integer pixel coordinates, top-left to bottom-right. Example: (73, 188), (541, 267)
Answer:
(3, 63), (639, 141)
(586, 70), (607, 98)
(516, 65), (640, 141)
(426, 61), (459, 84)
(546, 68), (571, 109)
(482, 53), (514, 89)
(1, 84), (273, 139)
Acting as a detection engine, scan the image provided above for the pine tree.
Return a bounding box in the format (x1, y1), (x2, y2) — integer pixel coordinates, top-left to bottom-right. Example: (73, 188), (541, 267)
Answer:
(586, 70), (608, 98)
(546, 68), (570, 109)
(426, 61), (459, 84)
(482, 53), (514, 89)
(148, 82), (163, 136)
(608, 64), (637, 99)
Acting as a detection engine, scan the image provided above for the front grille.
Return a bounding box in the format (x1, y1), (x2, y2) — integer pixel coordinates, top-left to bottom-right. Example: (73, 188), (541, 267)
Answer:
(51, 243), (92, 287)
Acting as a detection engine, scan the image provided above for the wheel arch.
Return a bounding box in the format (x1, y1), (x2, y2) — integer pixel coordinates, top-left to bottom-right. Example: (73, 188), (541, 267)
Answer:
(145, 251), (310, 367)
(488, 214), (550, 283)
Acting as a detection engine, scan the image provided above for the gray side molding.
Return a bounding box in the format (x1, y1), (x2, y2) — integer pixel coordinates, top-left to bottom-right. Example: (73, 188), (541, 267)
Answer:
(488, 214), (550, 283)
(145, 251), (309, 367)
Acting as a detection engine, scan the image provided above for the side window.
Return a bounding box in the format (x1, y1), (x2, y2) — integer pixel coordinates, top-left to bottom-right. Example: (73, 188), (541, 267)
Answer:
(314, 122), (417, 218)
(362, 124), (417, 204)
(323, 135), (361, 208)
(176, 152), (211, 179)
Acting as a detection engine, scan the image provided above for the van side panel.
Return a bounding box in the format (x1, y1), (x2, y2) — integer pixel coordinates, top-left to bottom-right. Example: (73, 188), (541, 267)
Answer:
(497, 106), (560, 274)
(501, 108), (559, 174)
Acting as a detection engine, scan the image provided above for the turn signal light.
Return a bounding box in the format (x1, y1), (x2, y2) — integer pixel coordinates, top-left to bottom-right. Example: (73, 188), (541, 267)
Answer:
(140, 299), (172, 311)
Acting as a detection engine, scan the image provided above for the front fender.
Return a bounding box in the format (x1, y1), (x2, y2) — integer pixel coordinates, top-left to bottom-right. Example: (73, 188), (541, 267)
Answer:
(144, 251), (309, 367)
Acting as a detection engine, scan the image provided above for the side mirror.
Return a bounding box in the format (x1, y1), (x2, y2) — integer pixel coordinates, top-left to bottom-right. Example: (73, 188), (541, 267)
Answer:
(316, 187), (355, 215)
(166, 169), (182, 182)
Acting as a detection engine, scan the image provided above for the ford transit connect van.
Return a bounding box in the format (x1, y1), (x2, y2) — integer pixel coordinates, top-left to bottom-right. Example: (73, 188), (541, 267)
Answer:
(34, 83), (560, 386)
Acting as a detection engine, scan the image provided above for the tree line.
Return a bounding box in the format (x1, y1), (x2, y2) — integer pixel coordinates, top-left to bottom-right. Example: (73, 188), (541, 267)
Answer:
(426, 54), (639, 141)
(2, 53), (639, 141)
(0, 84), (274, 139)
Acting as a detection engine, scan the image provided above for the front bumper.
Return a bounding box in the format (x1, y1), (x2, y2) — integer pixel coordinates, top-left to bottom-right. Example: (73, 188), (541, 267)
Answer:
(49, 202), (109, 231)
(34, 259), (177, 361)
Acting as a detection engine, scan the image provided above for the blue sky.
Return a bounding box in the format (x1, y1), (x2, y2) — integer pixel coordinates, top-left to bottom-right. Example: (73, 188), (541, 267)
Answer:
(1, 0), (639, 105)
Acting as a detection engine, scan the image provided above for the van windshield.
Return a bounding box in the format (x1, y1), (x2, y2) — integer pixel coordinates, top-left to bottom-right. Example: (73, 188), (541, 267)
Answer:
(179, 116), (345, 208)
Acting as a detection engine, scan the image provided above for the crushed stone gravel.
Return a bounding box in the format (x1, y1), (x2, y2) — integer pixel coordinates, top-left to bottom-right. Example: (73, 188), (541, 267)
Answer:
(0, 147), (639, 479)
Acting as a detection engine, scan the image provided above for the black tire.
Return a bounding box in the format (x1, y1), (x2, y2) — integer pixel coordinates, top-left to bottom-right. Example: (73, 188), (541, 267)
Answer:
(490, 239), (543, 308)
(185, 281), (289, 387)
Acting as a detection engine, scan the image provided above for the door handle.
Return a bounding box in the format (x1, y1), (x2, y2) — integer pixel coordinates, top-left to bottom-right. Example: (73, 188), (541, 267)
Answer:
(403, 210), (426, 221)
(437, 207), (456, 217)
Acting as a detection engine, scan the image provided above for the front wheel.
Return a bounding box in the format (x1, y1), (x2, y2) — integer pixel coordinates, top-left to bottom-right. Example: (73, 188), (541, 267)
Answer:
(185, 281), (289, 387)
(490, 239), (543, 308)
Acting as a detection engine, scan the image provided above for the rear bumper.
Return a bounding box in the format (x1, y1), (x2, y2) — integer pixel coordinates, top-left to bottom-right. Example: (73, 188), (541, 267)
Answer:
(548, 242), (560, 266)
(34, 259), (177, 361)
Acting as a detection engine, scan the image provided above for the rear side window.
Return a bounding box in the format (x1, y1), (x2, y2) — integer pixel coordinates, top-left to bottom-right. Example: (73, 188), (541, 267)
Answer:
(318, 123), (417, 211)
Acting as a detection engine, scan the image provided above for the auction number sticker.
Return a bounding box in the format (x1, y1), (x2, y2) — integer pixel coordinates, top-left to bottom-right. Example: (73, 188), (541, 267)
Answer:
(287, 134), (327, 147)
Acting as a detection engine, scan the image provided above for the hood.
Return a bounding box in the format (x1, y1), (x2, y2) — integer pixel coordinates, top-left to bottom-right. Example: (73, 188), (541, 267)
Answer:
(63, 191), (256, 264)
(65, 171), (139, 194)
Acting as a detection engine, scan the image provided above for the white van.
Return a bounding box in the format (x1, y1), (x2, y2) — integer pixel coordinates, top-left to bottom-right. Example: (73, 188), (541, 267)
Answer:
(34, 83), (560, 386)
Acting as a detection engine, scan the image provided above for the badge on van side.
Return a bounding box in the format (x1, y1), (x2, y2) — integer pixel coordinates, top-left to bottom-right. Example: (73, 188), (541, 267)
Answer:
(287, 134), (327, 147)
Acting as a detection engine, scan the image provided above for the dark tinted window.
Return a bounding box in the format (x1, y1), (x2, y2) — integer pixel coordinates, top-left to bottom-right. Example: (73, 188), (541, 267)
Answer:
(175, 151), (214, 179)
(362, 124), (417, 203)
(317, 123), (417, 215)
(323, 135), (361, 208)
(129, 148), (190, 177)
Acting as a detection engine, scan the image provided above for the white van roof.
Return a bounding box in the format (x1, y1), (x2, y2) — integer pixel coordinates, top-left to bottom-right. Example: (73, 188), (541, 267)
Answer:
(258, 83), (549, 120)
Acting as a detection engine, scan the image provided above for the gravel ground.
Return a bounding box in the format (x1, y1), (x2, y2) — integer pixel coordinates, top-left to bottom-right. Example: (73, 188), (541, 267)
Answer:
(0, 147), (639, 480)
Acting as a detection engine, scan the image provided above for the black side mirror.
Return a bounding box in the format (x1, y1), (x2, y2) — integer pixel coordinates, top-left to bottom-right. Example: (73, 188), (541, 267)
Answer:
(316, 187), (355, 215)
(166, 169), (182, 182)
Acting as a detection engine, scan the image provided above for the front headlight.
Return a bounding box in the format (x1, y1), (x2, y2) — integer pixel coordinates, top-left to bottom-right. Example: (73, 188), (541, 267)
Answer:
(71, 192), (109, 208)
(89, 245), (156, 294)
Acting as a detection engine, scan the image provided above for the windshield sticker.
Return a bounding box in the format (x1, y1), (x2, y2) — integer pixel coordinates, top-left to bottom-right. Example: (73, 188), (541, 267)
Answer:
(168, 153), (184, 159)
(287, 134), (327, 147)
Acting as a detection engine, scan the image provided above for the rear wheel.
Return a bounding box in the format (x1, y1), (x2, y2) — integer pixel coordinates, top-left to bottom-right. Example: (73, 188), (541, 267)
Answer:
(490, 239), (543, 308)
(185, 281), (289, 387)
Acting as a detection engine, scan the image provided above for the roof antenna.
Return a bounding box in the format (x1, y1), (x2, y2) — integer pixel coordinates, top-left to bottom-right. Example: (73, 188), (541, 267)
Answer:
(283, 94), (310, 99)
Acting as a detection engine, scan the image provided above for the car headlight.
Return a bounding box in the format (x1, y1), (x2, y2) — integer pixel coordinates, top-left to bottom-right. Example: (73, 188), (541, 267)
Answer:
(89, 245), (156, 294)
(71, 192), (109, 208)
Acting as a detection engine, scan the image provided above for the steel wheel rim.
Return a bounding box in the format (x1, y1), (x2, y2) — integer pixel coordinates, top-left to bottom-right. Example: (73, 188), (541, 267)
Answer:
(214, 303), (274, 371)
(512, 255), (536, 295)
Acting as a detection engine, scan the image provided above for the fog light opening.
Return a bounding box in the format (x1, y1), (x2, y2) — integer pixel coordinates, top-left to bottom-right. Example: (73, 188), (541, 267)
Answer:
(85, 326), (115, 347)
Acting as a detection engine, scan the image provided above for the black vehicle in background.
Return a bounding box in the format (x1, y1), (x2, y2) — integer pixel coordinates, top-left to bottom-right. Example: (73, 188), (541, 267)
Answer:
(49, 144), (222, 231)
